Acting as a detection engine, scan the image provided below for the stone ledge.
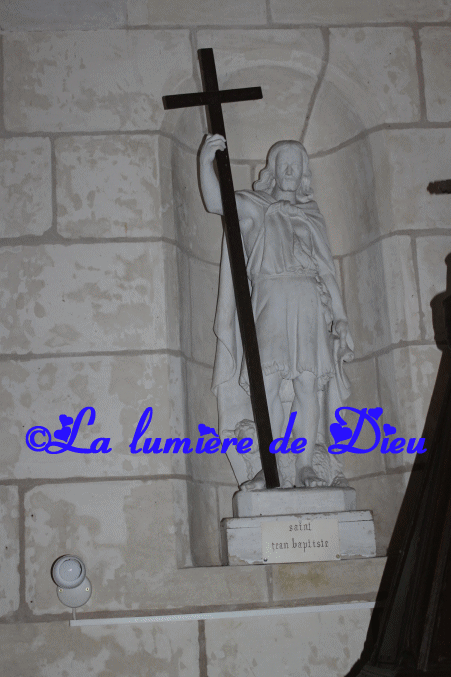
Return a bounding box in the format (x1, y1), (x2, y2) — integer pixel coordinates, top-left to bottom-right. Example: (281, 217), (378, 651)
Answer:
(124, 556), (386, 612)
(272, 555), (387, 603)
(175, 556), (386, 610)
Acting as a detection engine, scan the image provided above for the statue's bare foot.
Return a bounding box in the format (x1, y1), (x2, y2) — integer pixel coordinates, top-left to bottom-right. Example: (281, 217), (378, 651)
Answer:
(297, 466), (328, 488)
(240, 469), (265, 492)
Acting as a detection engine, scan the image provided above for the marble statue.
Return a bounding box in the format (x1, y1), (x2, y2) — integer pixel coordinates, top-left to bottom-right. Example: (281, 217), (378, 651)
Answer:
(199, 134), (354, 490)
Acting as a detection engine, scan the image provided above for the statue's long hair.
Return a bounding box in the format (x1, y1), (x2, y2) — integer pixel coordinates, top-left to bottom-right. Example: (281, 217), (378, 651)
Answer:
(253, 140), (314, 203)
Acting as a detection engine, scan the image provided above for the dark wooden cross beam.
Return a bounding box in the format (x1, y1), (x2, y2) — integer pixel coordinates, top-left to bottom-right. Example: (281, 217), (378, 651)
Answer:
(163, 48), (280, 488)
(427, 179), (451, 194)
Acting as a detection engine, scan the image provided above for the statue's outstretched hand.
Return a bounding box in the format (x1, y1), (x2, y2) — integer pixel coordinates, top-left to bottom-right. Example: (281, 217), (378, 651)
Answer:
(200, 134), (226, 166)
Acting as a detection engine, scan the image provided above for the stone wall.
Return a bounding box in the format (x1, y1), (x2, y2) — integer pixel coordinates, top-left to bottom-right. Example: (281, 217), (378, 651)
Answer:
(1, 1), (450, 675)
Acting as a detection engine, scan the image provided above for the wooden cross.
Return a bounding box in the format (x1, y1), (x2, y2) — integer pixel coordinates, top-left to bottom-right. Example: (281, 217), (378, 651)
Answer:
(428, 180), (451, 194)
(163, 48), (280, 488)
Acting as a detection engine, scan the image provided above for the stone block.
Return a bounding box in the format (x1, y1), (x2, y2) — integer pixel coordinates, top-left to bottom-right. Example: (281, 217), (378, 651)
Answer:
(352, 472), (410, 555)
(304, 80), (365, 157)
(56, 134), (174, 239)
(233, 487), (356, 518)
(0, 137), (51, 238)
(25, 479), (184, 614)
(0, 485), (20, 617)
(270, 0), (451, 25)
(416, 235), (451, 341)
(421, 27), (451, 123)
(0, 241), (174, 355)
(173, 106), (206, 152)
(0, 0), (127, 31)
(187, 445), (237, 487)
(217, 484), (236, 521)
(185, 360), (236, 485)
(197, 29), (324, 160)
(4, 31), (193, 133)
(177, 250), (192, 358)
(343, 236), (420, 358)
(305, 28), (419, 153)
(127, 0), (149, 26)
(339, 357), (386, 480)
(371, 129), (451, 234)
(0, 354), (187, 480)
(185, 360), (217, 439)
(205, 607), (372, 677)
(166, 564), (269, 608)
(0, 619), (199, 676)
(378, 345), (441, 469)
(309, 137), (380, 256)
(272, 555), (386, 603)
(72, 562), (269, 610)
(172, 480), (193, 569)
(172, 144), (223, 264)
(146, 0), (266, 25)
(230, 163), (253, 192)
(189, 257), (219, 367)
(223, 511), (376, 566)
(163, 241), (183, 353)
(187, 482), (221, 566)
(217, 484), (236, 561)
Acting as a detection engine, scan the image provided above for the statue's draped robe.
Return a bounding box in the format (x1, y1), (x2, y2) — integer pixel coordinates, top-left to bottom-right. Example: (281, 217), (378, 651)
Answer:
(212, 189), (353, 457)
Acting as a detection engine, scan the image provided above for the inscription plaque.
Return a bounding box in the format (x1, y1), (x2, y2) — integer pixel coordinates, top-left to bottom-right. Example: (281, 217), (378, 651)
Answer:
(261, 517), (340, 564)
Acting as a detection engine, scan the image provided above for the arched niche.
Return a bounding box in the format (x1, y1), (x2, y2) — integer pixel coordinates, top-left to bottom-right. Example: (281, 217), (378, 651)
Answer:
(167, 63), (402, 565)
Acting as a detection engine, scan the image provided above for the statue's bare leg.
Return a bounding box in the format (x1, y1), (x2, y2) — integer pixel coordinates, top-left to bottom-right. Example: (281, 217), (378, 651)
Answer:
(292, 373), (327, 488)
(264, 371), (285, 438)
(265, 371), (296, 488)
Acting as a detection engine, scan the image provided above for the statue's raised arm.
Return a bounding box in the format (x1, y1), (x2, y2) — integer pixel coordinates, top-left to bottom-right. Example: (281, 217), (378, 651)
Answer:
(199, 134), (227, 215)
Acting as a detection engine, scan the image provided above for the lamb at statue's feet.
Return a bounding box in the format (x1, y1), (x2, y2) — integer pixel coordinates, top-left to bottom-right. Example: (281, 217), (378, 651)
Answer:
(330, 472), (349, 488)
(240, 469), (296, 491)
(240, 467), (328, 490)
(240, 469), (266, 491)
(296, 466), (328, 488)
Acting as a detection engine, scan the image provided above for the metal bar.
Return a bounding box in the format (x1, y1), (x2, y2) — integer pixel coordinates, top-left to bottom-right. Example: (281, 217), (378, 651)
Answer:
(198, 48), (279, 488)
(70, 602), (376, 627)
(163, 87), (262, 110)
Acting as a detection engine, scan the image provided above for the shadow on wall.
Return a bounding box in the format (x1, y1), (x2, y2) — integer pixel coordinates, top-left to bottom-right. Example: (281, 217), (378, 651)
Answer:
(167, 64), (396, 567)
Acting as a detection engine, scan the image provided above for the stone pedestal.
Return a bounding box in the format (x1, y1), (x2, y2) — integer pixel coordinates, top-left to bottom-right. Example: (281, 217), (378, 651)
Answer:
(233, 486), (357, 517)
(222, 510), (376, 565)
(222, 487), (376, 566)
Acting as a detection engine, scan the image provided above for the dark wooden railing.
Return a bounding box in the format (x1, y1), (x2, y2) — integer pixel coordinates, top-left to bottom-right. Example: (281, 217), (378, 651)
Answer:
(349, 258), (451, 676)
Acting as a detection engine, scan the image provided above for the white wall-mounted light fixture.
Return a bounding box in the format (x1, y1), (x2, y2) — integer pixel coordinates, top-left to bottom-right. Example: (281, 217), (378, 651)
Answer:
(52, 555), (92, 609)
